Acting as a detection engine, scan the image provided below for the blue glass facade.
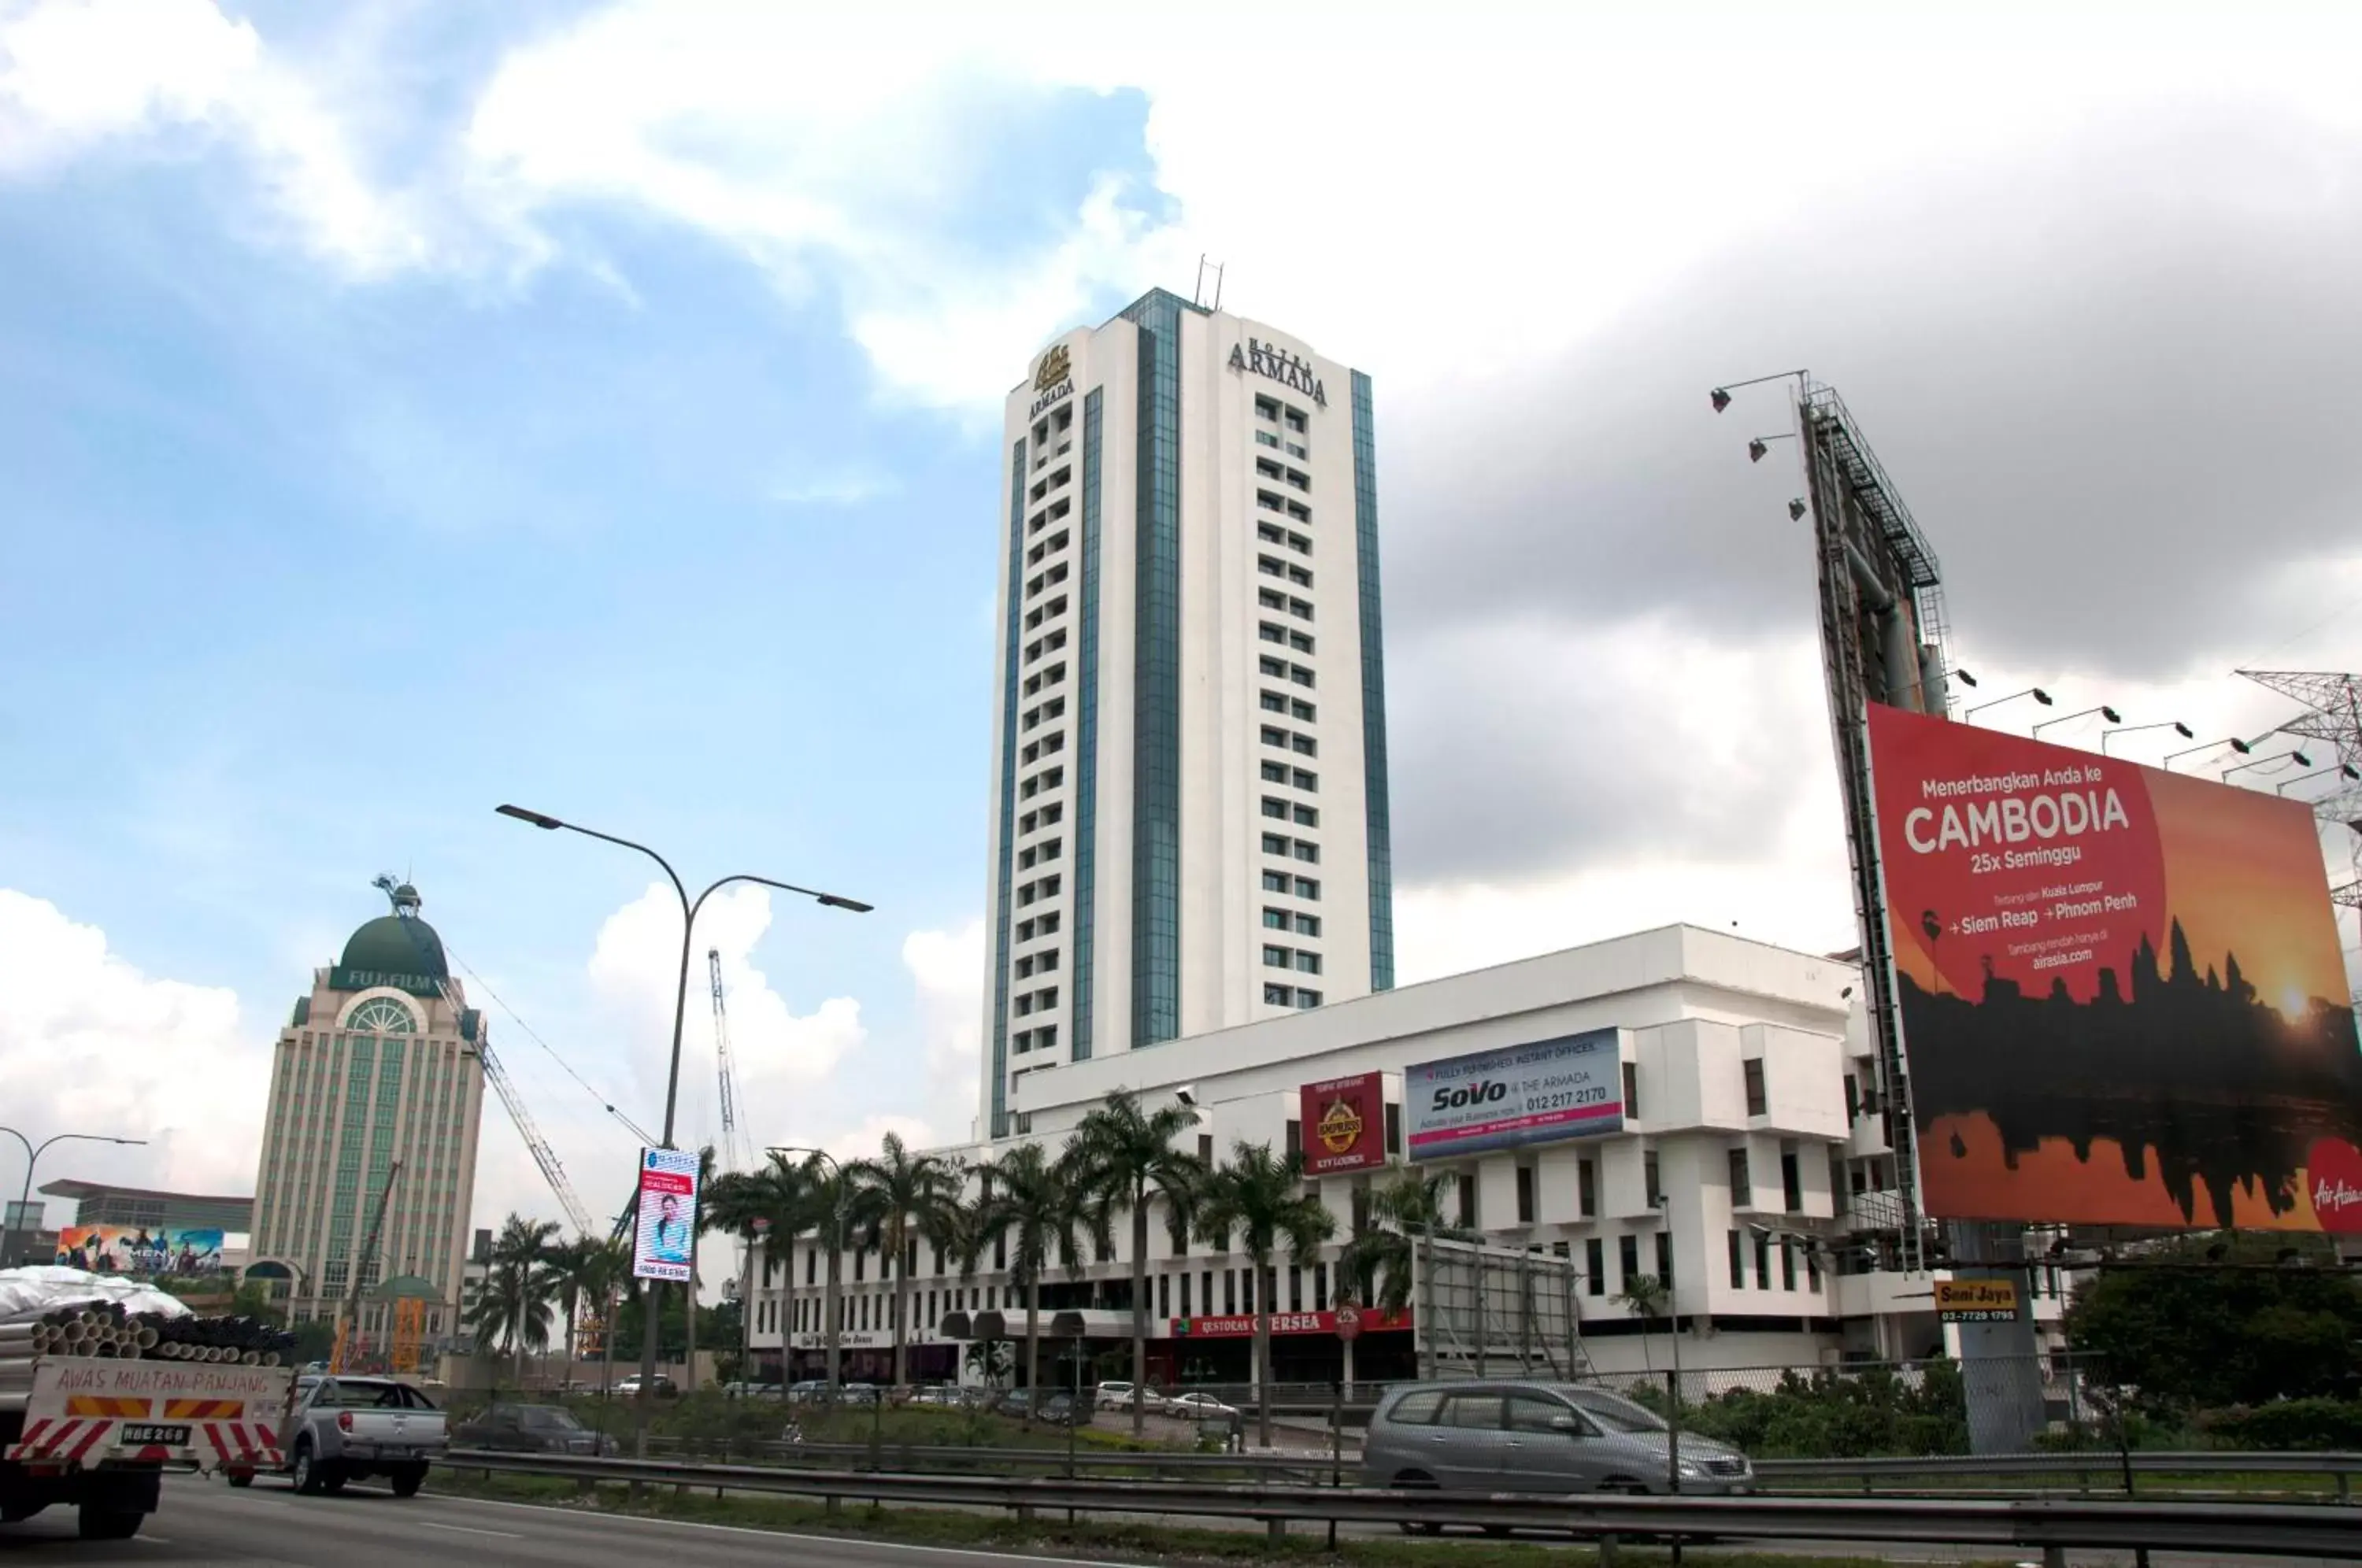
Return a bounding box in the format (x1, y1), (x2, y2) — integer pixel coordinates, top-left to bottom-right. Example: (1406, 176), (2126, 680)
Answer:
(1351, 370), (1396, 991)
(1120, 290), (1187, 1047)
(987, 437), (1027, 1137)
(1071, 388), (1104, 1061)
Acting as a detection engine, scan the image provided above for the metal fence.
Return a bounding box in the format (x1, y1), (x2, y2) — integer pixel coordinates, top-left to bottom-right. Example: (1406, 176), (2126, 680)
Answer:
(442, 1448), (2362, 1557)
(1590, 1352), (2112, 1459)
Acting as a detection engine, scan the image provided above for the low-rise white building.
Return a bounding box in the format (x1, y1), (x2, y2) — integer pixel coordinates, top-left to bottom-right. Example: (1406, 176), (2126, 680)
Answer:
(746, 924), (2060, 1387)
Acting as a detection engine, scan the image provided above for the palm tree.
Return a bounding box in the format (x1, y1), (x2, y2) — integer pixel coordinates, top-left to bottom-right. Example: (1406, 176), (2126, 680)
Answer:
(977, 1140), (1084, 1417)
(682, 1144), (720, 1389)
(1068, 1089), (1202, 1434)
(706, 1154), (813, 1385)
(472, 1214), (561, 1384)
(1616, 1272), (1671, 1374)
(544, 1235), (611, 1366)
(846, 1132), (959, 1386)
(1335, 1163), (1471, 1395)
(1194, 1141), (1335, 1449)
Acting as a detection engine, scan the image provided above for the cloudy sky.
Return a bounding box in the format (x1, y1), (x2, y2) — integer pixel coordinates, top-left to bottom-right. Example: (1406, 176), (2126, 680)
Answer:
(6, 0), (2360, 1238)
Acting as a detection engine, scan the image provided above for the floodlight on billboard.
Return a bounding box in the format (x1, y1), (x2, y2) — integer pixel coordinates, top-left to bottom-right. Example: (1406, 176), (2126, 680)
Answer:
(1865, 701), (2362, 1230)
(1299, 1072), (1386, 1175)
(632, 1147), (701, 1282)
(1404, 1029), (1623, 1160)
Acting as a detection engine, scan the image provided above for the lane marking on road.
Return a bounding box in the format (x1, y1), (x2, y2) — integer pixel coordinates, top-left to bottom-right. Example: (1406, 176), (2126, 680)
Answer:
(431, 1493), (1159, 1567)
(415, 1519), (524, 1539)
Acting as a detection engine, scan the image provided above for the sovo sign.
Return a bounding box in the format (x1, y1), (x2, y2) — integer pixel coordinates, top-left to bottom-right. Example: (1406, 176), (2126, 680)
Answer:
(1405, 1027), (1626, 1160)
(1431, 1080), (1509, 1111)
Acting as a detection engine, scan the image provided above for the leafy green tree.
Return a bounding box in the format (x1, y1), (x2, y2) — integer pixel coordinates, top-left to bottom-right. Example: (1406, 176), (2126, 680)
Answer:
(1068, 1089), (1203, 1433)
(1193, 1140), (1334, 1448)
(976, 1141), (1084, 1416)
(2064, 1231), (2362, 1415)
(846, 1132), (960, 1385)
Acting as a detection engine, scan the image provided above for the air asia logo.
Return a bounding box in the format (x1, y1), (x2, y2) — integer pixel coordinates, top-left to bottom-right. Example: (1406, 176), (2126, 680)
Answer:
(2310, 1140), (2362, 1232)
(1228, 337), (1327, 408)
(1029, 343), (1074, 417)
(1316, 1096), (1364, 1156)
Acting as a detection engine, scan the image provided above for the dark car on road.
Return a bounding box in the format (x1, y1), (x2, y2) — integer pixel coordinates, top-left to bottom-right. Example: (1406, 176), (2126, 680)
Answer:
(450, 1403), (602, 1455)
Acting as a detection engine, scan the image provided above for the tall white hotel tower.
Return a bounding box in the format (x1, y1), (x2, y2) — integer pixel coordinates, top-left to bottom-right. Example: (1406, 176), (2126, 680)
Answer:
(980, 289), (1394, 1138)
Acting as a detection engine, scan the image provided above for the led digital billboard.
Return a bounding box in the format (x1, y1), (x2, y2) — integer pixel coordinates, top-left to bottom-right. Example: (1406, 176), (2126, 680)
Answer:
(632, 1147), (701, 1282)
(1404, 1029), (1623, 1160)
(1867, 701), (2362, 1229)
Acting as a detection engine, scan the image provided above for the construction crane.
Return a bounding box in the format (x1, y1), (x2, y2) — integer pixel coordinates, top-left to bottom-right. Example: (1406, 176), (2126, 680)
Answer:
(330, 1156), (402, 1373)
(709, 948), (754, 1173)
(370, 875), (596, 1237)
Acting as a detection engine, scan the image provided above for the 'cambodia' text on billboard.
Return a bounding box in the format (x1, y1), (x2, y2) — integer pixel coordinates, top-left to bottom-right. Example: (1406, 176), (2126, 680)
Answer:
(1405, 1029), (1623, 1159)
(1299, 1072), (1386, 1174)
(1867, 701), (2362, 1230)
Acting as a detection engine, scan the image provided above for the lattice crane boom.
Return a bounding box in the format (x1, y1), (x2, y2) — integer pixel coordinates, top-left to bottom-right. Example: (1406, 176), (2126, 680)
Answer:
(371, 875), (595, 1237)
(709, 947), (754, 1173)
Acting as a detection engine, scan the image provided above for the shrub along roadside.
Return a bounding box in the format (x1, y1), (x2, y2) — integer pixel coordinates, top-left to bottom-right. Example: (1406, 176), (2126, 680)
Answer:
(423, 1468), (2011, 1568)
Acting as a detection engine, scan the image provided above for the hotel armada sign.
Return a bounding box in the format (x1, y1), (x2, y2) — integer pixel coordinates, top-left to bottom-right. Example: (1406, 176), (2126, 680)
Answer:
(1229, 337), (1327, 408)
(1029, 342), (1074, 417)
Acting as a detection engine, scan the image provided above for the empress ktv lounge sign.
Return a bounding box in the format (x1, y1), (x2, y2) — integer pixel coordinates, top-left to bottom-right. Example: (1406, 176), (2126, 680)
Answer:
(1229, 337), (1327, 408)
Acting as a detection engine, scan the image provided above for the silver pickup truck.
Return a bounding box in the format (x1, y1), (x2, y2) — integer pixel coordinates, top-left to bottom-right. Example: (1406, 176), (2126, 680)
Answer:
(250, 1375), (448, 1497)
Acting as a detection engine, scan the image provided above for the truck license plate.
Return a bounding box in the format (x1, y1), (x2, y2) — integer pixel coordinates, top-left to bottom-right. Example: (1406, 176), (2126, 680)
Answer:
(119, 1424), (191, 1446)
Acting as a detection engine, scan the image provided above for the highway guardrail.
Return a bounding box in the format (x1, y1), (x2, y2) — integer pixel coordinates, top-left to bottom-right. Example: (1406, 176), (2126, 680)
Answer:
(441, 1450), (2362, 1559)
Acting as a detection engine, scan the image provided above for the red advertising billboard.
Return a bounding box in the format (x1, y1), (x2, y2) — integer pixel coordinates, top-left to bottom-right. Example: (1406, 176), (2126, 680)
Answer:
(1299, 1071), (1386, 1174)
(1866, 701), (2362, 1229)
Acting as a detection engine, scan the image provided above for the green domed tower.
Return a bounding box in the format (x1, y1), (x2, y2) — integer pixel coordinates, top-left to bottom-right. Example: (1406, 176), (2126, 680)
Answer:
(247, 880), (487, 1355)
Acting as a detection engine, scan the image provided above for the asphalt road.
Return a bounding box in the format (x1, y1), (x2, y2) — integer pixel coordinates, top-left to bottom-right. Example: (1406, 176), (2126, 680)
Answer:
(0, 1473), (2342, 1568)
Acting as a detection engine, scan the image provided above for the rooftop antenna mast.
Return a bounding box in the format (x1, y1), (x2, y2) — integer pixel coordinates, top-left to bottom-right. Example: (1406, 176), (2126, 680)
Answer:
(1194, 253), (1225, 312)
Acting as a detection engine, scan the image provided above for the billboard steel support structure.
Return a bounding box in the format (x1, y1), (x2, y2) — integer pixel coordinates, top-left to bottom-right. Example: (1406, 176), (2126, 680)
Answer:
(1796, 379), (1952, 1276)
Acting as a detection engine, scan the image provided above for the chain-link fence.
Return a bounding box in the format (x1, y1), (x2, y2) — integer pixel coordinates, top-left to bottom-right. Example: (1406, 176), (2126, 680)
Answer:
(1586, 1353), (2116, 1458)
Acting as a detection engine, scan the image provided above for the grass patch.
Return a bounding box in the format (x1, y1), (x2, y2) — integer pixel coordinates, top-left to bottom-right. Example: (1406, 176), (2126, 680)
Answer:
(423, 1467), (2012, 1568)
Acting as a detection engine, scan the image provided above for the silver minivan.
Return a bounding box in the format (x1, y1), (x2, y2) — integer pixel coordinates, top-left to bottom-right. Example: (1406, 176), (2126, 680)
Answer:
(1360, 1381), (1753, 1503)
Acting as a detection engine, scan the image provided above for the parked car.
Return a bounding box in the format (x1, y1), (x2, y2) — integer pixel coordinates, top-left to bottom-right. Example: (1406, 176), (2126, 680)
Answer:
(1360, 1381), (1753, 1518)
(784, 1380), (829, 1405)
(837, 1383), (883, 1406)
(720, 1381), (783, 1400)
(1035, 1392), (1083, 1426)
(614, 1374), (679, 1399)
(261, 1375), (450, 1498)
(450, 1403), (601, 1455)
(1166, 1392), (1239, 1421)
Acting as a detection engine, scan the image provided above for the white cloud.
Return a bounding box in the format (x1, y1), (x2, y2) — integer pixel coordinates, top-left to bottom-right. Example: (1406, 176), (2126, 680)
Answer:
(902, 920), (983, 1150)
(0, 889), (263, 1207)
(586, 882), (867, 1156)
(0, 0), (425, 272)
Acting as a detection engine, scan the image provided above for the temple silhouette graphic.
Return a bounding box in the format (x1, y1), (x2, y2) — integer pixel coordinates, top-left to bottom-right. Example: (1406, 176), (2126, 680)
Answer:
(1904, 918), (2362, 1226)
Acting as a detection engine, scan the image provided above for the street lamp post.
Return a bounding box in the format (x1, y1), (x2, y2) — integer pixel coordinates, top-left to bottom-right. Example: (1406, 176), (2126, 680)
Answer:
(1, 1130), (148, 1266)
(495, 804), (870, 1445)
(768, 1145), (848, 1395)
